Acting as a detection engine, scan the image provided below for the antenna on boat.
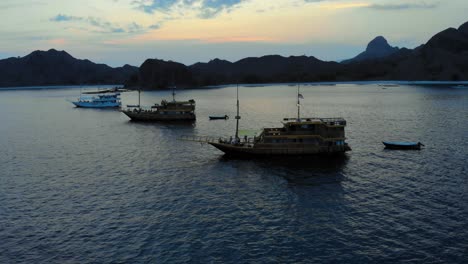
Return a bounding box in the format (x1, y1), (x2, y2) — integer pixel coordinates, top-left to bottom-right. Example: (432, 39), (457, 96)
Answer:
(235, 83), (240, 140)
(172, 86), (176, 102)
(138, 88), (141, 108)
(171, 73), (176, 102)
(297, 83), (301, 121)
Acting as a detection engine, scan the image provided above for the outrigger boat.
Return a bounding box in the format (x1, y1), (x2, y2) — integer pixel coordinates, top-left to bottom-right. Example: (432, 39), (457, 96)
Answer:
(121, 87), (196, 121)
(383, 141), (424, 150)
(182, 84), (351, 156)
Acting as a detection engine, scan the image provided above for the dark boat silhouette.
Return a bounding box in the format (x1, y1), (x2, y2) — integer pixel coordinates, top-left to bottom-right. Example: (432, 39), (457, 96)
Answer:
(182, 84), (351, 157)
(209, 115), (229, 120)
(122, 87), (195, 121)
(383, 141), (424, 150)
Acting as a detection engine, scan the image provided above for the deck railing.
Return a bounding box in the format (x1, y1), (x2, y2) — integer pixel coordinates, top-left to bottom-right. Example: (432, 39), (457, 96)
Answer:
(179, 135), (257, 145)
(282, 117), (346, 125)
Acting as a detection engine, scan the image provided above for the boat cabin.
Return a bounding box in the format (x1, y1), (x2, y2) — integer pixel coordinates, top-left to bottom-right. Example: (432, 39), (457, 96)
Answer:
(257, 117), (347, 147)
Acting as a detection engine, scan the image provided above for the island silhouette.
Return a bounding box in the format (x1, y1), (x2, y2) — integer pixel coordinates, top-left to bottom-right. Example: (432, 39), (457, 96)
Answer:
(1, 21), (467, 88)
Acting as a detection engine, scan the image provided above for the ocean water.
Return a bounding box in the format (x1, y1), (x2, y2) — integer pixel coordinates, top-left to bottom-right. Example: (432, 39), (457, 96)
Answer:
(0, 84), (467, 263)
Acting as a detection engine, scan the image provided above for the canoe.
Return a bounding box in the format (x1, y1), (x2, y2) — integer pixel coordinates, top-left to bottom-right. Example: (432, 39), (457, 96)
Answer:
(383, 141), (424, 150)
(209, 115), (229, 120)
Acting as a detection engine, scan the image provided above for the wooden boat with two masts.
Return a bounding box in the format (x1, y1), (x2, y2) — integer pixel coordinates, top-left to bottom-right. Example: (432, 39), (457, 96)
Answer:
(183, 84), (351, 156)
(122, 88), (196, 121)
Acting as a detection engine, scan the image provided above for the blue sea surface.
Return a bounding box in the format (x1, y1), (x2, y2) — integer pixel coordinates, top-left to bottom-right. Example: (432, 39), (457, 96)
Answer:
(0, 84), (467, 263)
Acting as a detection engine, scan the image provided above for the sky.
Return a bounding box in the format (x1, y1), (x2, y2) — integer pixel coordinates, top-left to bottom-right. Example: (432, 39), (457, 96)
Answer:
(1, 0), (467, 67)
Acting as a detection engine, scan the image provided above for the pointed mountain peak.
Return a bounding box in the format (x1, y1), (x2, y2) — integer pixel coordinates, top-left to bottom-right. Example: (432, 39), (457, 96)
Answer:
(342, 36), (399, 63)
(366, 36), (391, 52)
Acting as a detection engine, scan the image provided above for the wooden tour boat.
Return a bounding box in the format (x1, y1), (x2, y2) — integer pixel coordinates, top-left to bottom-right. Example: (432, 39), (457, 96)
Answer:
(122, 88), (196, 121)
(182, 84), (351, 156)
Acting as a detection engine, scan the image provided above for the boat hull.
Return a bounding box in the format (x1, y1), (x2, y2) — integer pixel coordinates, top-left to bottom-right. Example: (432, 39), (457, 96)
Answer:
(383, 142), (422, 150)
(209, 142), (351, 156)
(209, 116), (228, 120)
(72, 101), (121, 108)
(122, 110), (196, 121)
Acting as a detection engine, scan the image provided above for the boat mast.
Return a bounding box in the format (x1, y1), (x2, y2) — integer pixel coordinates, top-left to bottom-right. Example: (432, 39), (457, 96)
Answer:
(235, 83), (240, 140)
(297, 83), (301, 121)
(172, 86), (176, 102)
(171, 73), (176, 102)
(138, 88), (141, 108)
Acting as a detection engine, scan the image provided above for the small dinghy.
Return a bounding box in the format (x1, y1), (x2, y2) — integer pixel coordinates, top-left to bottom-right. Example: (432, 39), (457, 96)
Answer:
(383, 141), (424, 150)
(209, 115), (229, 120)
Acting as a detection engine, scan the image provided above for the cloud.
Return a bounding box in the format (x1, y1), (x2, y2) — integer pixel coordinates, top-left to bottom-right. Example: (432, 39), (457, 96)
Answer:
(48, 38), (67, 46)
(366, 2), (438, 10)
(128, 22), (145, 33)
(50, 14), (83, 22)
(303, 0), (371, 10)
(0, 1), (46, 10)
(202, 36), (277, 43)
(132, 0), (245, 18)
(111, 28), (126, 33)
(149, 23), (162, 30)
(50, 14), (147, 34)
(323, 2), (371, 9)
(132, 0), (180, 13)
(302, 0), (438, 10)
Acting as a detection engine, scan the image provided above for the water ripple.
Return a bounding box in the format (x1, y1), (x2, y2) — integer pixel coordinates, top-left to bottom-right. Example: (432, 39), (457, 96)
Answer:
(0, 85), (467, 263)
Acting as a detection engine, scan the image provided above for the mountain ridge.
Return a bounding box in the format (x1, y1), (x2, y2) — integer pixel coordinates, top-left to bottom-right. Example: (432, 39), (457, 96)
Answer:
(0, 49), (138, 87)
(1, 20), (467, 89)
(127, 20), (468, 89)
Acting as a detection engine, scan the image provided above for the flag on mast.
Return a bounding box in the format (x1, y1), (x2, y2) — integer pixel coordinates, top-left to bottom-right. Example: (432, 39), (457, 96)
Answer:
(298, 93), (304, 99)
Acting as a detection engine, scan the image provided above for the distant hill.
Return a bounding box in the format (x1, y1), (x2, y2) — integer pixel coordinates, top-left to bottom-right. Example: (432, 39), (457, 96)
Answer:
(126, 55), (341, 89)
(337, 21), (468, 81)
(4, 21), (466, 89)
(190, 55), (340, 86)
(129, 20), (467, 88)
(342, 36), (400, 63)
(138, 59), (195, 89)
(0, 49), (138, 87)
